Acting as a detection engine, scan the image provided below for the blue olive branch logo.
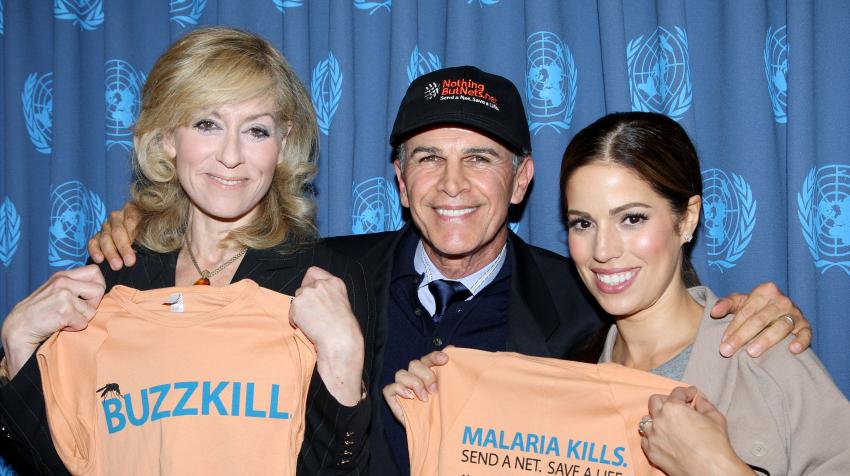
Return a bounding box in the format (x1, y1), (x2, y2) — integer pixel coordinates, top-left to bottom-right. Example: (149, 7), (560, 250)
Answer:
(22, 72), (53, 155)
(526, 31), (578, 134)
(273, 0), (303, 13)
(351, 177), (402, 234)
(311, 52), (343, 135)
(627, 26), (692, 120)
(708, 174), (756, 270)
(407, 46), (442, 83)
(0, 197), (21, 268)
(764, 25), (788, 124)
(797, 166), (850, 274)
(170, 0), (207, 27)
(105, 60), (146, 151)
(48, 182), (107, 269)
(353, 0), (391, 14)
(54, 0), (104, 31)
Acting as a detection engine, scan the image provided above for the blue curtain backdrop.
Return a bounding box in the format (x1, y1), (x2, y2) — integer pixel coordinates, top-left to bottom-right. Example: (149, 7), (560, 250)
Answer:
(0, 1), (848, 468)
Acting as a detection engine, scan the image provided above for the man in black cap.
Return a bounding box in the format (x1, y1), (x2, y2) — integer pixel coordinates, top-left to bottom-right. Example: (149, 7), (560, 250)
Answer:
(84, 65), (809, 475)
(326, 65), (603, 474)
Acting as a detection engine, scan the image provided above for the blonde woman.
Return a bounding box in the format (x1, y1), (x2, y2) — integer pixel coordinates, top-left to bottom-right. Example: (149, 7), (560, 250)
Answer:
(0, 27), (373, 474)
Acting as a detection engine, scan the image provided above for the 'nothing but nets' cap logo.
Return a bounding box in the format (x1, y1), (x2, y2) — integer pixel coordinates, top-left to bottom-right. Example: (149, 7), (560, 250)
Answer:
(424, 78), (500, 111)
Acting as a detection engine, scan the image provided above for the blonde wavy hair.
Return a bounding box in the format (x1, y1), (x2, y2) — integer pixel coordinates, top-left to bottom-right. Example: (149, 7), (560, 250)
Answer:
(131, 27), (318, 253)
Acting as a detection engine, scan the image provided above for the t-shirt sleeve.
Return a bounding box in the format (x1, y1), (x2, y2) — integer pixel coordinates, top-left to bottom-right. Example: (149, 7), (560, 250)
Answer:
(37, 317), (108, 475)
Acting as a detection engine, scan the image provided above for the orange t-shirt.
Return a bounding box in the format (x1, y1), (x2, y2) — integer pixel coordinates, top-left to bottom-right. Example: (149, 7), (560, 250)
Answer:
(37, 279), (316, 476)
(398, 347), (680, 476)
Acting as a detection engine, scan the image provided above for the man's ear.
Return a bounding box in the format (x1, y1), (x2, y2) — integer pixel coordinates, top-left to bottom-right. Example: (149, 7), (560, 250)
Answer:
(393, 160), (410, 208)
(682, 195), (702, 243)
(510, 156), (534, 205)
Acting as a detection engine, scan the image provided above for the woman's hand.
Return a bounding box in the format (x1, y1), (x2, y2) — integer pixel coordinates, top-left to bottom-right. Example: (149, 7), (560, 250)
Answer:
(640, 386), (754, 476)
(382, 350), (449, 426)
(290, 266), (365, 406)
(1, 265), (106, 378)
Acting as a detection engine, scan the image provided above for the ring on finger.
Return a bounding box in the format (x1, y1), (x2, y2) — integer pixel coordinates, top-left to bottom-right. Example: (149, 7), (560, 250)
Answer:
(638, 415), (653, 436)
(775, 314), (795, 327)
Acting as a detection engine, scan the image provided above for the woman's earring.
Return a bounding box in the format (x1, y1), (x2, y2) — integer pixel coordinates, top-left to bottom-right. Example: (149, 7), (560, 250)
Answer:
(684, 234), (693, 243)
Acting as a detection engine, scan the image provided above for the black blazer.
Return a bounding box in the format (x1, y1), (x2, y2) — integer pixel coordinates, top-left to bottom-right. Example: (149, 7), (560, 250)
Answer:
(323, 225), (605, 475)
(0, 242), (377, 475)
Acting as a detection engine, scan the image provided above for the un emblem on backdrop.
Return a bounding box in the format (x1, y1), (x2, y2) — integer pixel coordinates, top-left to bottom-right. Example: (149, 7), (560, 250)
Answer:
(1, 1), (5, 36)
(701, 169), (757, 270)
(273, 0), (303, 13)
(170, 0), (207, 27)
(764, 25), (788, 124)
(0, 197), (21, 268)
(797, 165), (850, 275)
(311, 52), (343, 136)
(351, 177), (402, 234)
(407, 46), (442, 83)
(0, 456), (17, 476)
(22, 72), (53, 155)
(54, 0), (104, 31)
(525, 31), (577, 134)
(48, 181), (106, 269)
(353, 0), (391, 14)
(627, 26), (692, 121)
(105, 60), (146, 151)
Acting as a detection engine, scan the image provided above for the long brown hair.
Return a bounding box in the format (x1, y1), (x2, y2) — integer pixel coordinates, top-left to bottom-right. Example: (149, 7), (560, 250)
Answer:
(559, 112), (703, 287)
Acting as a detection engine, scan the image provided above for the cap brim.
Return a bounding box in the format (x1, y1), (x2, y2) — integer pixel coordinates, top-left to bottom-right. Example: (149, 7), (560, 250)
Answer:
(391, 112), (528, 156)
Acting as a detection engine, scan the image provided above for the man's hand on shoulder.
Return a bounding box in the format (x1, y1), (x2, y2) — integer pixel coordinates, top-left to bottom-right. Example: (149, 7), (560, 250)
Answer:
(711, 281), (811, 357)
(87, 202), (140, 270)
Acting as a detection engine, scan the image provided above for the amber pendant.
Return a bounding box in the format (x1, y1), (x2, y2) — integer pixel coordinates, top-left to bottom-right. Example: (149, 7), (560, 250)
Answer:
(194, 277), (210, 285)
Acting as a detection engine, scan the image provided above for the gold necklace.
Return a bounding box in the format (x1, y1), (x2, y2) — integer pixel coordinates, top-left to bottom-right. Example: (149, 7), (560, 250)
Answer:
(184, 236), (248, 285)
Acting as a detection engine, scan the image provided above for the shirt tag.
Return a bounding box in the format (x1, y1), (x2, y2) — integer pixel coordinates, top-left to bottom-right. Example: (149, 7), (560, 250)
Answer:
(164, 293), (184, 313)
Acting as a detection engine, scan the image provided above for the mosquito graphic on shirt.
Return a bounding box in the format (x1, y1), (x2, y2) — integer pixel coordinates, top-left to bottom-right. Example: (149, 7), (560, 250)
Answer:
(97, 383), (122, 400)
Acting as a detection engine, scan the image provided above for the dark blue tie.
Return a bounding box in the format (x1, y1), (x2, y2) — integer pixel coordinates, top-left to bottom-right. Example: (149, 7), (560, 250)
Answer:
(427, 279), (471, 323)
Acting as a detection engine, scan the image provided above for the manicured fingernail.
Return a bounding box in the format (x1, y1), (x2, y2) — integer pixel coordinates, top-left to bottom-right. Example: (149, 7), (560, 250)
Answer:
(405, 389), (414, 399)
(428, 383), (437, 394)
(747, 344), (762, 357)
(720, 343), (734, 357)
(790, 342), (802, 353)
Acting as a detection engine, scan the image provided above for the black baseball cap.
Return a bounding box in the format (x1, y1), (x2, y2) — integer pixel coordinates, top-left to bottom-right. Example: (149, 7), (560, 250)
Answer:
(390, 65), (532, 155)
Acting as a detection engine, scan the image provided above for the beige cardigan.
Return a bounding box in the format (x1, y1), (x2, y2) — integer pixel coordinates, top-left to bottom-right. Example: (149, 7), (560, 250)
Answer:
(600, 286), (850, 475)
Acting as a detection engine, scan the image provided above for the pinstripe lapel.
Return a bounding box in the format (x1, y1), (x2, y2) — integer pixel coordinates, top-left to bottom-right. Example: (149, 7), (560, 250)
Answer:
(230, 246), (306, 293)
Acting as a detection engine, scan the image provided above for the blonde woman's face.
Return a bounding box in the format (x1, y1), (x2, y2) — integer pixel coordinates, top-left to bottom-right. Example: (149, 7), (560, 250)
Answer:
(164, 95), (284, 224)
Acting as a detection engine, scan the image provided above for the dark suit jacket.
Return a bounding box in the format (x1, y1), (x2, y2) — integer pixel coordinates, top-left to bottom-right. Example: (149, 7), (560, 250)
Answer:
(0, 242), (377, 475)
(322, 225), (605, 475)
